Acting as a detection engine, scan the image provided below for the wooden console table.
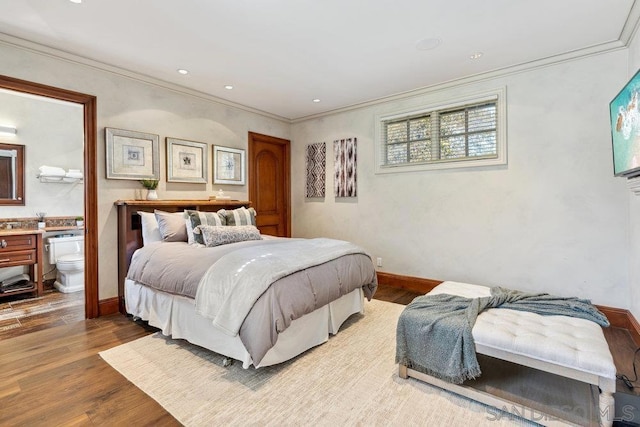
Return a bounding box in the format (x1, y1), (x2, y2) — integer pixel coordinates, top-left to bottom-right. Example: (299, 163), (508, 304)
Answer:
(114, 199), (251, 313)
(0, 229), (44, 298)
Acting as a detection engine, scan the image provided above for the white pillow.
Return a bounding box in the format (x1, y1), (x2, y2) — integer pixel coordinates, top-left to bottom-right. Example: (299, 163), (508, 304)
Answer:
(138, 211), (162, 245)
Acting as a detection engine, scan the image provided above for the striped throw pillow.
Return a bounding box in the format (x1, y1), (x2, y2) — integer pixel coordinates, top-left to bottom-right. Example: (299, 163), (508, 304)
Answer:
(184, 209), (226, 245)
(222, 207), (257, 226)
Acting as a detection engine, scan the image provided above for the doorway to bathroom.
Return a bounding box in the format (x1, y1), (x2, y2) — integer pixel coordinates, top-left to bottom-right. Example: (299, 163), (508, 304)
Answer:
(0, 75), (98, 339)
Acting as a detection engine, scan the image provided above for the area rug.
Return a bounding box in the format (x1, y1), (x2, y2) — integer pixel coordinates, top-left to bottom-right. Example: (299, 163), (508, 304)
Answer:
(100, 299), (533, 426)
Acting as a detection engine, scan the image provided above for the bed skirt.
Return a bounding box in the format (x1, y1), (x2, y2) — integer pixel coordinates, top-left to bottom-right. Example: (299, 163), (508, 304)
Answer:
(125, 279), (364, 368)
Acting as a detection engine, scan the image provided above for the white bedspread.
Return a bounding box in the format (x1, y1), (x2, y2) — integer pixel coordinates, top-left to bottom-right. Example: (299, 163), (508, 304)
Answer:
(195, 237), (368, 336)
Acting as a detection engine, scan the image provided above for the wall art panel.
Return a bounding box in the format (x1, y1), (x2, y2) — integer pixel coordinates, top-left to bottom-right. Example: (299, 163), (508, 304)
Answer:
(306, 142), (326, 198)
(334, 138), (357, 197)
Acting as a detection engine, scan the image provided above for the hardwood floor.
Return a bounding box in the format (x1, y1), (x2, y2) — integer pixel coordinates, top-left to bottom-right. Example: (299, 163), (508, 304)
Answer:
(0, 314), (178, 426)
(373, 284), (421, 305)
(0, 280), (84, 340)
(0, 284), (638, 426)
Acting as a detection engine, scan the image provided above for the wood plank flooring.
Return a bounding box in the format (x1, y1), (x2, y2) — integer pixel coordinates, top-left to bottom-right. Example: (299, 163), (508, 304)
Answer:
(0, 313), (178, 426)
(0, 280), (84, 340)
(0, 284), (638, 426)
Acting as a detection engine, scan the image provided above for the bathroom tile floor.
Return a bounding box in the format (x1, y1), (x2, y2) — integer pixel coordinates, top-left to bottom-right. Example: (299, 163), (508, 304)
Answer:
(0, 280), (84, 340)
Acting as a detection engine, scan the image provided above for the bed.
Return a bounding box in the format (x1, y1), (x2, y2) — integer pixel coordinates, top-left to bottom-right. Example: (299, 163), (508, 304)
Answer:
(115, 200), (378, 368)
(397, 281), (616, 427)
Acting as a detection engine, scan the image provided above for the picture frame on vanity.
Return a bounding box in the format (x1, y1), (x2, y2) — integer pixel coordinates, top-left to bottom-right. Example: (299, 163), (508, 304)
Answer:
(213, 145), (245, 185)
(105, 128), (160, 180)
(166, 137), (208, 183)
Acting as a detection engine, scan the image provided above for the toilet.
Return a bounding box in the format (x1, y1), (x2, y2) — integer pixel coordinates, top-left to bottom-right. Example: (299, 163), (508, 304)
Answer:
(47, 235), (84, 293)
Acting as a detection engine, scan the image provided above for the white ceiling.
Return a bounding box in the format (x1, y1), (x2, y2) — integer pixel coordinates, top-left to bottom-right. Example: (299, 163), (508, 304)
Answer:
(0, 0), (637, 121)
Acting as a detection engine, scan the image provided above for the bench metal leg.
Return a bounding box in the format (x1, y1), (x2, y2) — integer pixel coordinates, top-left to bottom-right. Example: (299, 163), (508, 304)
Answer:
(399, 364), (408, 379)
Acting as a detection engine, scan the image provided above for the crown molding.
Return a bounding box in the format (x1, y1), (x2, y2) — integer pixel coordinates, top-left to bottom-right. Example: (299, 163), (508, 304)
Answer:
(292, 40), (627, 123)
(0, 31), (632, 125)
(618, 0), (640, 45)
(0, 33), (291, 124)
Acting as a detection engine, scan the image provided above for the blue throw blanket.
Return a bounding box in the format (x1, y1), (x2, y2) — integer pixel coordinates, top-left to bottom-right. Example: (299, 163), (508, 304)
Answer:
(395, 286), (609, 384)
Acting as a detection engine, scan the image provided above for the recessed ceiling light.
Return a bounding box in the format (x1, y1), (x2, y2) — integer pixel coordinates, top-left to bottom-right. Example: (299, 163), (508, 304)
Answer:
(312, 99), (321, 103)
(415, 38), (442, 51)
(69, 0), (82, 3)
(177, 69), (189, 75)
(469, 52), (483, 60)
(224, 85), (234, 90)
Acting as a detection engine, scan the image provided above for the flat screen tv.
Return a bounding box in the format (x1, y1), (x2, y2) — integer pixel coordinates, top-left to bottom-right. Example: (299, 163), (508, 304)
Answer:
(610, 69), (640, 178)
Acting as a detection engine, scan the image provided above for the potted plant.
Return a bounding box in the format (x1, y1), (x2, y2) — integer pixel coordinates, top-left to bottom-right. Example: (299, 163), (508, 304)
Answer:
(36, 212), (46, 229)
(75, 216), (84, 227)
(140, 179), (159, 200)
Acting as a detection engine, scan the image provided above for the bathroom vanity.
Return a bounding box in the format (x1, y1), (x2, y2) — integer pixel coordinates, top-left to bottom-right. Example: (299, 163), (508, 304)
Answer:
(0, 229), (44, 298)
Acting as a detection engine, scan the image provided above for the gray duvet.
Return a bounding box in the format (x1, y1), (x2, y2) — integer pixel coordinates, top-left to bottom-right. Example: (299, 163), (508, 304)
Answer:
(127, 238), (377, 365)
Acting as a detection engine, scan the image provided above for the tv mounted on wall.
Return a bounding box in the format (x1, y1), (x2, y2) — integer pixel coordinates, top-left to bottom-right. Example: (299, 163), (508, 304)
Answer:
(610, 68), (640, 178)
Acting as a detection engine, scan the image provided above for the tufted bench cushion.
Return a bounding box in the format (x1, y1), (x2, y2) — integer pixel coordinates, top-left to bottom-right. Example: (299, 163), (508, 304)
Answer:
(400, 280), (617, 426)
(428, 281), (616, 380)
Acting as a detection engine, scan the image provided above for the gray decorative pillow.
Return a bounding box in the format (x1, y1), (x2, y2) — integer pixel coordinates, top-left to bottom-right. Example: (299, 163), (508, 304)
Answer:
(155, 210), (188, 242)
(184, 209), (227, 245)
(198, 225), (262, 247)
(222, 207), (257, 226)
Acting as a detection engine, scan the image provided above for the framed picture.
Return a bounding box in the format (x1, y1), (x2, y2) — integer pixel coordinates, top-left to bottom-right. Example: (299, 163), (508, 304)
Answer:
(166, 137), (208, 183)
(105, 128), (159, 180)
(213, 145), (245, 185)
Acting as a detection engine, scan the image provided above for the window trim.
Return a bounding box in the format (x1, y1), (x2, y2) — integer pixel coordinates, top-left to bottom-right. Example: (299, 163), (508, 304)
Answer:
(375, 88), (507, 174)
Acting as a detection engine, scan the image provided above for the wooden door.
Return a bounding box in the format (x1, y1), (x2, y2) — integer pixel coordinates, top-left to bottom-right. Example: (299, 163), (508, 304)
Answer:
(248, 132), (290, 237)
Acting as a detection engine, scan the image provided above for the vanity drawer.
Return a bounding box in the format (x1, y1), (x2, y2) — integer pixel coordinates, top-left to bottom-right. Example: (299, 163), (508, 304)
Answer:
(0, 250), (36, 266)
(0, 234), (37, 252)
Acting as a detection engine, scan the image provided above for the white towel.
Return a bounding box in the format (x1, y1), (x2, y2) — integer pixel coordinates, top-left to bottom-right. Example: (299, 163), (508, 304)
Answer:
(38, 165), (66, 177)
(65, 169), (83, 179)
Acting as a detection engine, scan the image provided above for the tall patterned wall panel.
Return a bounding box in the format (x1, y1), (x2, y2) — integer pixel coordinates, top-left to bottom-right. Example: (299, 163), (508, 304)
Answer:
(306, 142), (326, 198)
(334, 138), (357, 198)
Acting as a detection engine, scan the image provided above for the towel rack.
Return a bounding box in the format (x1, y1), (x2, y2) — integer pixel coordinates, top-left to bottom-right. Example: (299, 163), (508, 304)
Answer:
(36, 175), (83, 184)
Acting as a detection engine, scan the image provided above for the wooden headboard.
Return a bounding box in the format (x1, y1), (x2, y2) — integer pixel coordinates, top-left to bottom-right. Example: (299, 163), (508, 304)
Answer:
(114, 199), (251, 314)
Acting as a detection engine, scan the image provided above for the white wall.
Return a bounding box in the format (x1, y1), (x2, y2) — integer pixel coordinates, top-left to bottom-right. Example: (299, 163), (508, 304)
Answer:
(291, 51), (631, 308)
(0, 90), (84, 218)
(627, 30), (640, 321)
(0, 41), (290, 300)
(0, 39), (632, 310)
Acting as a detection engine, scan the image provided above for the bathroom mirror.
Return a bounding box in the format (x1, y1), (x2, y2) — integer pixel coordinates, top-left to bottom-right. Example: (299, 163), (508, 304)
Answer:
(0, 142), (25, 205)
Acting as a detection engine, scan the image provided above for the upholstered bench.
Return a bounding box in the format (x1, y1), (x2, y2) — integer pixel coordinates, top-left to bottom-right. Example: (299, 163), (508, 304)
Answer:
(398, 281), (616, 427)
